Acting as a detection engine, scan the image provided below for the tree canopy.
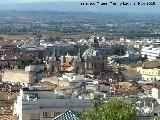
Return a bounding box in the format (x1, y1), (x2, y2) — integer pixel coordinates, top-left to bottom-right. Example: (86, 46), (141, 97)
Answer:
(82, 99), (137, 120)
(45, 35), (61, 42)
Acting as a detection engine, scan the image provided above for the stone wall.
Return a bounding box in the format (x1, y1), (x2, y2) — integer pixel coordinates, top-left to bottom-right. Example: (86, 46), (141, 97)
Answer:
(1, 70), (36, 85)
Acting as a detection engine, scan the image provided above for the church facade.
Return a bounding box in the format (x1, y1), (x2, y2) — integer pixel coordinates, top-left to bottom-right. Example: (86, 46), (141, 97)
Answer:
(82, 37), (107, 75)
(45, 37), (107, 76)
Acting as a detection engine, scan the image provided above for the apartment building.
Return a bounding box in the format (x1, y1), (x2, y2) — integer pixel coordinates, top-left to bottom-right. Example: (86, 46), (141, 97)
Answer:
(137, 67), (160, 82)
(141, 45), (160, 61)
(13, 87), (92, 120)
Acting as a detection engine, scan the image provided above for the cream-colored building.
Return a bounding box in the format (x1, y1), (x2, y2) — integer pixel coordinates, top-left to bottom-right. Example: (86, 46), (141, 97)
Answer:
(41, 73), (93, 88)
(133, 43), (142, 49)
(1, 65), (44, 86)
(1, 70), (36, 86)
(41, 77), (70, 87)
(60, 53), (74, 65)
(136, 67), (160, 82)
(13, 87), (92, 120)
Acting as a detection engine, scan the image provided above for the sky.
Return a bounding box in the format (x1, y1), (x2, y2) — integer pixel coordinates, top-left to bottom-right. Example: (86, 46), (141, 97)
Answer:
(0, 0), (54, 3)
(0, 0), (158, 3)
(0, 0), (158, 13)
(0, 0), (84, 3)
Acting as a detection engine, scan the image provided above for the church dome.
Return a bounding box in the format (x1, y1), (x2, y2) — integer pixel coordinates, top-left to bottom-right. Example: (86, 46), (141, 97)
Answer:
(82, 47), (102, 59)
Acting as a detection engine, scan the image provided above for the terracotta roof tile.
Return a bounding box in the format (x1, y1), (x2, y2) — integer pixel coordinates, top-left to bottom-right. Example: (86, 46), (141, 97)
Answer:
(0, 115), (18, 120)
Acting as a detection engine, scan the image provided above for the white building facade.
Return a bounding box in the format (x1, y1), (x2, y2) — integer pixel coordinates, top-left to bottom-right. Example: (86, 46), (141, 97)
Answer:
(141, 45), (160, 61)
(13, 88), (92, 120)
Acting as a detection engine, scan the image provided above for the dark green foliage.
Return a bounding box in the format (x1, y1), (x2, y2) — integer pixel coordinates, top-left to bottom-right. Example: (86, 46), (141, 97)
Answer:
(45, 35), (61, 42)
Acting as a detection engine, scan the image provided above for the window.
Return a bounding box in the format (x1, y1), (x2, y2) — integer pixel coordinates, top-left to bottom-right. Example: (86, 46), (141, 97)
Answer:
(43, 112), (60, 118)
(54, 112), (60, 118)
(52, 66), (55, 72)
(50, 112), (55, 118)
(87, 62), (90, 68)
(30, 113), (40, 120)
(43, 112), (48, 118)
(92, 62), (94, 67)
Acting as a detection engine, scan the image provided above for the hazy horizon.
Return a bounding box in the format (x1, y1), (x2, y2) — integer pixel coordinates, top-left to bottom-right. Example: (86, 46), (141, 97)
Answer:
(0, 0), (159, 13)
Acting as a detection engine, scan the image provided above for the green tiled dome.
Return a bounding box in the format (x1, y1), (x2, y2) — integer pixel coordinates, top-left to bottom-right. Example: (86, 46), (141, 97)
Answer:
(82, 47), (102, 59)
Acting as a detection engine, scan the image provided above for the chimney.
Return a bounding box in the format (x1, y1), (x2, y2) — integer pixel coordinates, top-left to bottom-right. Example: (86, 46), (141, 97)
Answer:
(151, 102), (154, 110)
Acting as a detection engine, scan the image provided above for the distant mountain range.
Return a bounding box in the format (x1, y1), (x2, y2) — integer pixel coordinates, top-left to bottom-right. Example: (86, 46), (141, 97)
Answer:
(0, 1), (159, 13)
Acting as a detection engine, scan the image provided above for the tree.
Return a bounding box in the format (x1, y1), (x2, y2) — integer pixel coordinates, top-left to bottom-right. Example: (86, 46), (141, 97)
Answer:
(155, 116), (160, 120)
(92, 94), (105, 108)
(45, 36), (54, 42)
(82, 99), (137, 120)
(0, 36), (3, 40)
(142, 54), (148, 62)
(45, 35), (61, 42)
(54, 36), (61, 41)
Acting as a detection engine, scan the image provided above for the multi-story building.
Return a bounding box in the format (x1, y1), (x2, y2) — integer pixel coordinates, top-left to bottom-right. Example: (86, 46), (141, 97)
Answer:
(13, 87), (92, 120)
(136, 61), (160, 82)
(0, 44), (20, 56)
(141, 45), (160, 61)
(82, 37), (107, 75)
(1, 64), (44, 86)
(40, 40), (78, 57)
(0, 82), (22, 120)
